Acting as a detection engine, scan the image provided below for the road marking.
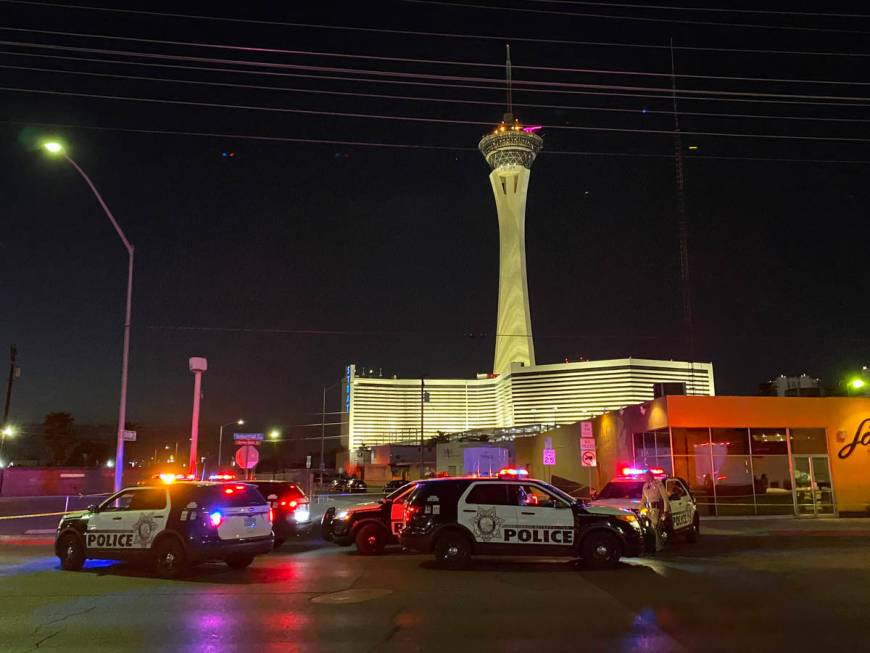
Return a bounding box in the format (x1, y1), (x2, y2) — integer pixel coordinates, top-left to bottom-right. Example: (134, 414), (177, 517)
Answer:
(24, 529), (57, 535)
(311, 589), (393, 604)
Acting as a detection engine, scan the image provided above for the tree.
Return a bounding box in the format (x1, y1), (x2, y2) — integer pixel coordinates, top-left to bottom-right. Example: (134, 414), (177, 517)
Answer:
(43, 412), (76, 465)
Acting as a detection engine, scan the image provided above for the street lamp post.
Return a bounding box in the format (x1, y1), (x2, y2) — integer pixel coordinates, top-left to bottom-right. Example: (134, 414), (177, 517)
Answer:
(43, 141), (134, 493)
(218, 419), (244, 469)
(269, 429), (281, 480)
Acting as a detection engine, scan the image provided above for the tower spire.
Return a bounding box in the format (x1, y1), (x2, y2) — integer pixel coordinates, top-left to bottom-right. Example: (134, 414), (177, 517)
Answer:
(505, 44), (513, 122)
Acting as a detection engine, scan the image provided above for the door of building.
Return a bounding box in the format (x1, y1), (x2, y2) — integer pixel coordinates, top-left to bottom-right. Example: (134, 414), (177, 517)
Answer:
(792, 455), (835, 516)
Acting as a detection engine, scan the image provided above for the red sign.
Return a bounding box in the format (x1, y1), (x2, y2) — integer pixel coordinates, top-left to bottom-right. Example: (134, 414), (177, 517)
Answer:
(235, 445), (260, 469)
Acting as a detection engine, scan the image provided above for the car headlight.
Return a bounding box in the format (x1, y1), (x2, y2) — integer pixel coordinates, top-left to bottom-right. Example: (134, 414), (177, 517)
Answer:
(294, 508), (310, 523)
(618, 514), (641, 530)
(335, 510), (349, 520)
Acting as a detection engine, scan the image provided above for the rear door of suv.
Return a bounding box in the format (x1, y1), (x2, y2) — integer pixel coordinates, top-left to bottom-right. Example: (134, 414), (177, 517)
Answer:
(206, 484), (272, 540)
(457, 482), (518, 551)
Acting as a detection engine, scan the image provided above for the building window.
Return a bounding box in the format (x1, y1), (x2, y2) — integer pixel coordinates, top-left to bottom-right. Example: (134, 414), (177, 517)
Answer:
(789, 428), (828, 455)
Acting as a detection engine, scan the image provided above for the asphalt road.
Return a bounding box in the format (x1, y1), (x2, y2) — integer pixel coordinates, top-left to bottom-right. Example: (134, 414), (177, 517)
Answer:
(1, 524), (868, 653)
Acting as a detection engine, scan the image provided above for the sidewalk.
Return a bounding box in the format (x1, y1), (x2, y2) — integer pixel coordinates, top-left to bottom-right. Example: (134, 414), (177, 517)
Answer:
(703, 516), (870, 537)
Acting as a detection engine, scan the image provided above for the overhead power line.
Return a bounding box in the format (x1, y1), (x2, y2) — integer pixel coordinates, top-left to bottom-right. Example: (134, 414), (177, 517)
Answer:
(400, 0), (870, 35)
(6, 120), (870, 166)
(7, 85), (870, 143)
(5, 27), (870, 88)
(3, 0), (870, 59)
(5, 40), (870, 104)
(522, 0), (870, 20)
(6, 62), (870, 125)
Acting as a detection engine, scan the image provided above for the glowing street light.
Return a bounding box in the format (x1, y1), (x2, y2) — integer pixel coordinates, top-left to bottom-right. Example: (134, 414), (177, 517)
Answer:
(0, 425), (15, 468)
(269, 429), (281, 440)
(41, 138), (134, 493)
(849, 378), (866, 391)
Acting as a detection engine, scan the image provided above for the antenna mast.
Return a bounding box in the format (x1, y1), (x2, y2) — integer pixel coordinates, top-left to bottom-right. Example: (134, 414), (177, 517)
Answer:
(505, 44), (513, 121)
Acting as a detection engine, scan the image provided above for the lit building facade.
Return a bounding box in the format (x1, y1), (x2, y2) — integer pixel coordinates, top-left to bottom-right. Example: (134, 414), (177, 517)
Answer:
(341, 359), (715, 450)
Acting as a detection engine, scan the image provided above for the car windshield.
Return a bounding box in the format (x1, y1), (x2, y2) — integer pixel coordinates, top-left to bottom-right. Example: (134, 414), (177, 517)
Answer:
(531, 481), (575, 505)
(597, 481), (645, 500)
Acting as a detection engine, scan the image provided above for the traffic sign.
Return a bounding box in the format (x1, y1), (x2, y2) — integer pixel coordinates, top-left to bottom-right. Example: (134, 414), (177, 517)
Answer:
(122, 430), (137, 442)
(235, 445), (260, 469)
(581, 450), (597, 467)
(580, 422), (593, 438)
(543, 448), (556, 466)
(580, 438), (596, 451)
(234, 432), (264, 446)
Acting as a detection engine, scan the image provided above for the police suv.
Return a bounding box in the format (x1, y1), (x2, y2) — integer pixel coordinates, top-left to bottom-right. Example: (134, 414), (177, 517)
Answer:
(55, 482), (274, 578)
(321, 482), (418, 555)
(589, 468), (700, 544)
(399, 472), (644, 570)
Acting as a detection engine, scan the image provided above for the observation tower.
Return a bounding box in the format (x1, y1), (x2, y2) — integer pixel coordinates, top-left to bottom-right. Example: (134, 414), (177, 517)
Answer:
(479, 46), (543, 374)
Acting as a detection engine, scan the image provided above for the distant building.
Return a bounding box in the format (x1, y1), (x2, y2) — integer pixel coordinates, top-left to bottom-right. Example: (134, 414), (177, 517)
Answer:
(760, 374), (822, 397)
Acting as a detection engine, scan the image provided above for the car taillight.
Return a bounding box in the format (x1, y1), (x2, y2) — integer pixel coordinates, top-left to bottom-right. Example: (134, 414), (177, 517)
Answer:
(269, 508), (274, 524)
(404, 504), (420, 522)
(278, 498), (299, 509)
(209, 511), (223, 527)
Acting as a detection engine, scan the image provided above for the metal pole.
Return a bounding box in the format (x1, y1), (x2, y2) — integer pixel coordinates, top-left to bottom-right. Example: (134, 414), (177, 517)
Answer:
(218, 424), (224, 469)
(3, 345), (17, 427)
(188, 370), (203, 476)
(62, 155), (135, 494)
(320, 386), (326, 486)
(419, 377), (425, 477)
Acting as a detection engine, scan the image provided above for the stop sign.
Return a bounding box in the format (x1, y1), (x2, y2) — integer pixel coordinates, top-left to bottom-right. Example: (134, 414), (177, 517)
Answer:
(235, 445), (259, 469)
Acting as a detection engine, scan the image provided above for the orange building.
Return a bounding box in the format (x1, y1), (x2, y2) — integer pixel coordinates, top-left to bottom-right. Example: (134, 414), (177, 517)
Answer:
(516, 396), (870, 517)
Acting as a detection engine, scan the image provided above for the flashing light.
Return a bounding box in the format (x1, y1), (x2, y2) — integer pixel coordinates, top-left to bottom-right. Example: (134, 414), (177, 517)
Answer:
(269, 508), (274, 524)
(158, 473), (177, 484)
(234, 484), (246, 490)
(105, 459), (115, 468)
(209, 511), (223, 527)
(224, 487), (235, 495)
(294, 507), (310, 523)
(619, 466), (666, 477)
(42, 141), (64, 154)
(208, 473), (236, 481)
(497, 467), (529, 477)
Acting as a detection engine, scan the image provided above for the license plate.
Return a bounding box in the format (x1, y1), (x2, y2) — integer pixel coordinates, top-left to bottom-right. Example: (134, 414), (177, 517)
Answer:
(244, 516), (257, 529)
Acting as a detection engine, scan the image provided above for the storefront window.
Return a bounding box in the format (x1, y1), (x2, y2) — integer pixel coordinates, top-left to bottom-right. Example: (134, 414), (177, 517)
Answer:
(749, 428), (788, 455)
(673, 455), (715, 516)
(752, 456), (794, 515)
(713, 455), (755, 515)
(671, 428), (711, 455)
(633, 429), (671, 470)
(789, 428), (828, 455)
(711, 428), (750, 455)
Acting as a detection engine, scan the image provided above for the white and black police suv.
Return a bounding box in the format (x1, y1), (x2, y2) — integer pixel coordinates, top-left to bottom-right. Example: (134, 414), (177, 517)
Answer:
(589, 467), (700, 545)
(322, 482), (418, 555)
(399, 471), (644, 570)
(54, 482), (274, 578)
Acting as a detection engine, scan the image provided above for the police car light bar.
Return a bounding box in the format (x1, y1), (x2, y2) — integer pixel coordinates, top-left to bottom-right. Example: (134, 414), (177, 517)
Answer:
(209, 473), (236, 481)
(619, 466), (666, 476)
(497, 468), (529, 477)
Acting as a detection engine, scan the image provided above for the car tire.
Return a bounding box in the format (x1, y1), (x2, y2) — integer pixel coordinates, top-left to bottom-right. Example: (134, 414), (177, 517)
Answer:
(57, 533), (85, 571)
(581, 531), (622, 570)
(153, 537), (187, 579)
(434, 531), (471, 570)
(225, 554), (254, 570)
(355, 524), (386, 555)
(686, 515), (700, 543)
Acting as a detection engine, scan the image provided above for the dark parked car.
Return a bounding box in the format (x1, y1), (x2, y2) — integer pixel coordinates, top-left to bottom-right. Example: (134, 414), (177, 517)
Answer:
(347, 479), (368, 493)
(322, 482), (418, 554)
(383, 480), (408, 494)
(330, 478), (349, 493)
(247, 480), (312, 547)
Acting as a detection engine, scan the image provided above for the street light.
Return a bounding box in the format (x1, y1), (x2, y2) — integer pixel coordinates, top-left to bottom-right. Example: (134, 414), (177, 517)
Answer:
(42, 140), (134, 493)
(269, 429), (281, 480)
(0, 425), (14, 464)
(217, 419), (245, 469)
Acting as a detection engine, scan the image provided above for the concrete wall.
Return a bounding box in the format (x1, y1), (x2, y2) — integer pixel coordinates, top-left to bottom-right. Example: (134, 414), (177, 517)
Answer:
(0, 467), (114, 497)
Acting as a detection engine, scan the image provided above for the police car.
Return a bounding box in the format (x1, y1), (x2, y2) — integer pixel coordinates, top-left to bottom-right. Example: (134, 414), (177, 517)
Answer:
(589, 467), (700, 544)
(399, 470), (644, 570)
(247, 480), (312, 547)
(321, 482), (418, 555)
(54, 482), (274, 578)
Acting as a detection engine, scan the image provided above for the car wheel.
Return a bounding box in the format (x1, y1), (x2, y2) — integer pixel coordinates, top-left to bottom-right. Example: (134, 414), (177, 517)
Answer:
(582, 531), (622, 570)
(225, 554), (254, 570)
(321, 506), (336, 542)
(686, 515), (700, 543)
(58, 533), (85, 571)
(355, 524), (386, 555)
(434, 532), (471, 570)
(153, 537), (187, 579)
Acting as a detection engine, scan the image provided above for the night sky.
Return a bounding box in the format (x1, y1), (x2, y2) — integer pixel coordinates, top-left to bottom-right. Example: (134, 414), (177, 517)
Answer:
(2, 1), (869, 457)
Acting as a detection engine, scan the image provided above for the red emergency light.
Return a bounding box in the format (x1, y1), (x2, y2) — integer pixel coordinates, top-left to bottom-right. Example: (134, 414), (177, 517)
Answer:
(619, 466), (666, 477)
(497, 468), (529, 478)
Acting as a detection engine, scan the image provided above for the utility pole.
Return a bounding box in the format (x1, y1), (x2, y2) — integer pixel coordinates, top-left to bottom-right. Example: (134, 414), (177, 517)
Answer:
(188, 357), (208, 477)
(419, 377), (430, 477)
(3, 346), (20, 427)
(320, 385), (327, 487)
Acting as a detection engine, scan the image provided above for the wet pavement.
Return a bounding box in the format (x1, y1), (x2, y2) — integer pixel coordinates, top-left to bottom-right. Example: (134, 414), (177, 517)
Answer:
(0, 527), (868, 652)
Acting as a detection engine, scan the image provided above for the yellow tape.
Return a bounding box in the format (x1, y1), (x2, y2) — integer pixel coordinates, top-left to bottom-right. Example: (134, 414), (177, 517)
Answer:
(0, 511), (70, 521)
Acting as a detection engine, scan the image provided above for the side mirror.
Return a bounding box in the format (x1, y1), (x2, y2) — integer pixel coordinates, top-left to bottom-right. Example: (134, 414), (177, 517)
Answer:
(87, 504), (98, 513)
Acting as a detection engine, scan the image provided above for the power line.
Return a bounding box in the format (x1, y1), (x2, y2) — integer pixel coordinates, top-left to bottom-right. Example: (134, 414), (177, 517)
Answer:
(6, 40), (870, 104)
(11, 49), (870, 110)
(3, 0), (870, 59)
(7, 120), (870, 165)
(7, 61), (870, 125)
(6, 85), (870, 143)
(522, 0), (870, 20)
(400, 0), (870, 35)
(6, 26), (870, 88)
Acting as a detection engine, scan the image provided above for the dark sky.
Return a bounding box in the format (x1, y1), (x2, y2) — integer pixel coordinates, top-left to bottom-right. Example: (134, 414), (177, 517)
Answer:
(2, 1), (869, 454)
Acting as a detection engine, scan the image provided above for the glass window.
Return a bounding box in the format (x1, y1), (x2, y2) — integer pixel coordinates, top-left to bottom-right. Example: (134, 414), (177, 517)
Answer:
(515, 484), (563, 508)
(671, 428), (710, 455)
(129, 489), (167, 511)
(749, 428), (788, 455)
(665, 479), (688, 500)
(711, 428), (750, 455)
(597, 480), (645, 500)
(100, 490), (136, 512)
(713, 456), (755, 516)
(752, 456), (794, 515)
(466, 483), (510, 505)
(789, 428), (828, 455)
(655, 430), (672, 458)
(673, 456), (715, 516)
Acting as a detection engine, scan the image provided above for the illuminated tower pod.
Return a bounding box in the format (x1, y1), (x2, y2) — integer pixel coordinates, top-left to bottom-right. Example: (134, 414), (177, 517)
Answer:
(479, 115), (543, 374)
